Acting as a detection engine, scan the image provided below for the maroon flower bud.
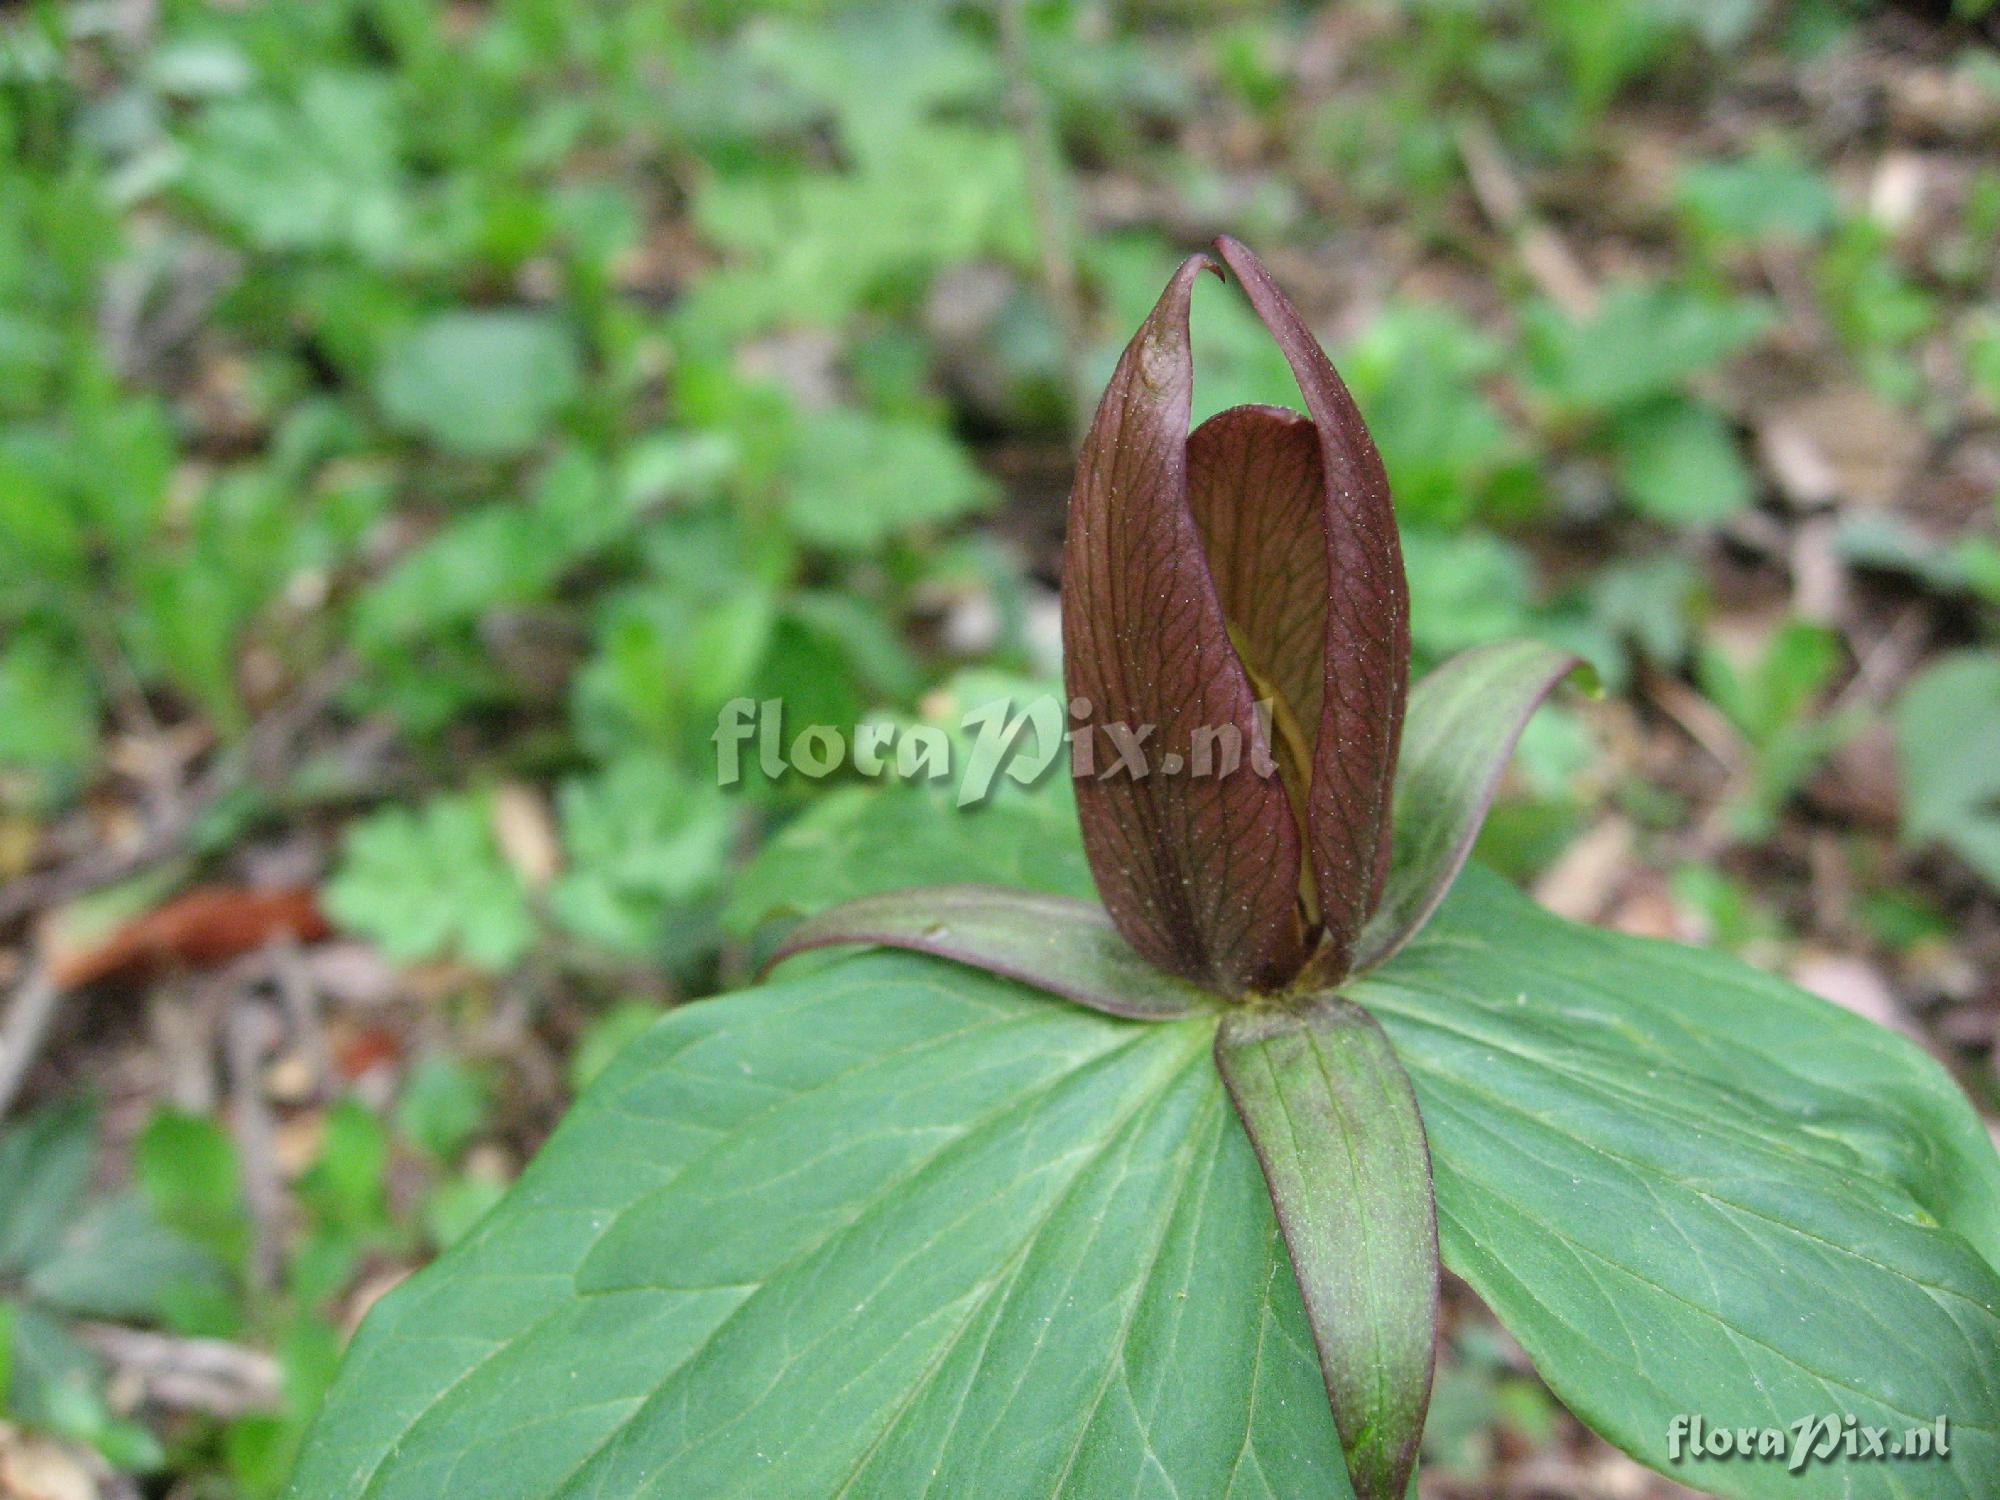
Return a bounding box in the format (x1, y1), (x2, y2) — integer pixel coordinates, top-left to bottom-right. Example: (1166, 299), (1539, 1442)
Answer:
(1061, 237), (1409, 995)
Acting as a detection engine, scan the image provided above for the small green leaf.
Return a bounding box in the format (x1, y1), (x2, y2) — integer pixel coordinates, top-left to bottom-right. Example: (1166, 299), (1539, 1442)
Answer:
(1677, 148), (1838, 247)
(548, 756), (735, 959)
(1216, 997), (1438, 1500)
(770, 884), (1218, 1020)
(299, 1100), (392, 1243)
(1700, 618), (1842, 747)
(1897, 649), (2000, 889)
(782, 407), (996, 552)
(0, 1101), (99, 1278)
(5, 1302), (164, 1470)
(423, 1173), (509, 1252)
(1397, 529), (1537, 660)
(1525, 281), (1772, 415)
(1355, 640), (1585, 972)
(0, 633), (98, 800)
(323, 793), (537, 970)
(395, 1057), (493, 1165)
(566, 1002), (664, 1096)
(1611, 399), (1754, 527)
(135, 1108), (250, 1268)
(181, 71), (408, 261)
(375, 311), (581, 458)
(25, 1193), (231, 1326)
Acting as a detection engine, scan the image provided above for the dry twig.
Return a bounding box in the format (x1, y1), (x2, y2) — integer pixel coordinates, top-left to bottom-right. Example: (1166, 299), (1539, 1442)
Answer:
(1456, 116), (1598, 318)
(0, 965), (60, 1121)
(77, 1324), (281, 1419)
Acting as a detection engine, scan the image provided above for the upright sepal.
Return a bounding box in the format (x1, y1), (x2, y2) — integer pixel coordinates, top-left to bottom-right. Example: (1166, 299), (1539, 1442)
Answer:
(1215, 996), (1439, 1500)
(1214, 237), (1410, 978)
(764, 885), (1217, 1021)
(1062, 254), (1308, 994)
(1352, 639), (1588, 973)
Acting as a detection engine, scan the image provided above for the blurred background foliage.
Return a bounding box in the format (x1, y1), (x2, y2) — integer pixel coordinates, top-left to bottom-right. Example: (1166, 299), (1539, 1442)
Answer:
(0, 0), (1996, 1494)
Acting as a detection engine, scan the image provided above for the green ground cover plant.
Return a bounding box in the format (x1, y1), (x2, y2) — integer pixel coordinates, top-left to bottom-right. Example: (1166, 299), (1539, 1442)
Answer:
(290, 243), (2000, 1500)
(2, 2), (1998, 1495)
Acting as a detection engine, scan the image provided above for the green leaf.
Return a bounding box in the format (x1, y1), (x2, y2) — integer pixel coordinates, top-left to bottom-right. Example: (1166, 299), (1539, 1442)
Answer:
(1611, 399), (1754, 527)
(351, 504), (569, 654)
(1525, 281), (1773, 415)
(323, 793), (537, 970)
(1355, 640), (1586, 972)
(374, 312), (581, 458)
(1397, 529), (1537, 661)
(1699, 618), (1842, 748)
(566, 1002), (665, 1096)
(1216, 998), (1438, 1500)
(295, 857), (2000, 1500)
(1339, 301), (1527, 528)
(289, 957), (1350, 1499)
(5, 1302), (163, 1470)
(686, 125), (1032, 336)
(0, 632), (98, 797)
(395, 1057), (493, 1165)
(548, 756), (735, 959)
(180, 71), (409, 261)
(25, 1193), (231, 1325)
(725, 784), (1093, 935)
(745, 6), (998, 163)
(299, 1099), (392, 1241)
(782, 408), (996, 552)
(1677, 148), (1839, 247)
(135, 1108), (251, 1268)
(1356, 868), (2000, 1499)
(0, 1101), (98, 1278)
(770, 884), (1217, 1020)
(1897, 649), (2000, 889)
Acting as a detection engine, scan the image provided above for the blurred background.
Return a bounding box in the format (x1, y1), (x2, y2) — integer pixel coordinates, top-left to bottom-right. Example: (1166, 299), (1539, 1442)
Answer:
(1, 1), (1997, 1495)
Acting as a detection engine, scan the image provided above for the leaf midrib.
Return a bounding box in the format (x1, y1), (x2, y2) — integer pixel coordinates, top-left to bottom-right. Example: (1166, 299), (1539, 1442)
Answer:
(349, 982), (1129, 1500)
(543, 1019), (1213, 1499)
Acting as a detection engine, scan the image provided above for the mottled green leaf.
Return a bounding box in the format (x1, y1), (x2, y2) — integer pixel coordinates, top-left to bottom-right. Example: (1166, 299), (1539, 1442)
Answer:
(1357, 868), (2000, 1500)
(294, 867), (2000, 1500)
(289, 958), (1349, 1500)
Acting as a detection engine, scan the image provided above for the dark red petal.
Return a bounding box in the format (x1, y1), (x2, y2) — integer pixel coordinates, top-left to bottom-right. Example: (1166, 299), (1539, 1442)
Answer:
(1186, 404), (1329, 749)
(1061, 255), (1307, 994)
(1214, 237), (1410, 978)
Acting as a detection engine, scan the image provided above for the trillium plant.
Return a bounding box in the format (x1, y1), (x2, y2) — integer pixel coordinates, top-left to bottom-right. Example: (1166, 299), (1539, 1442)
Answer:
(293, 243), (2000, 1500)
